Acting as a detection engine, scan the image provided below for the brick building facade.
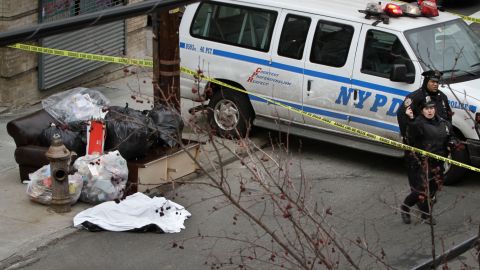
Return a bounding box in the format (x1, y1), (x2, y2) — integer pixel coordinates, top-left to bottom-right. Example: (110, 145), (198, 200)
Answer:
(0, 0), (150, 108)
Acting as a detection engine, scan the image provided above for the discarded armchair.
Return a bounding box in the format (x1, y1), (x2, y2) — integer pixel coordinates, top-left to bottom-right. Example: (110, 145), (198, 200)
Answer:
(7, 109), (61, 181)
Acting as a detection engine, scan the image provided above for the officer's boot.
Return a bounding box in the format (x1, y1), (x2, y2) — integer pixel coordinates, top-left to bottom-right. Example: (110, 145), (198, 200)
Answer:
(400, 204), (411, 224)
(418, 201), (436, 225)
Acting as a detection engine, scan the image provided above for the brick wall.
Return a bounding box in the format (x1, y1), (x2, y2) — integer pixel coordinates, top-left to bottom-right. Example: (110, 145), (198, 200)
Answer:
(0, 0), (151, 108)
(0, 70), (38, 107)
(126, 0), (150, 59)
(126, 15), (149, 59)
(0, 0), (39, 107)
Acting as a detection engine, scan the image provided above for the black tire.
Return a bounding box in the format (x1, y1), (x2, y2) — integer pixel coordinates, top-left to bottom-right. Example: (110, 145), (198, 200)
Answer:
(443, 145), (469, 185)
(207, 88), (253, 138)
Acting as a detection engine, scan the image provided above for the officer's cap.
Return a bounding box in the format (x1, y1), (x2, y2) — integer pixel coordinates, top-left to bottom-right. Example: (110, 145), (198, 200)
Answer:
(422, 70), (443, 82)
(421, 96), (436, 109)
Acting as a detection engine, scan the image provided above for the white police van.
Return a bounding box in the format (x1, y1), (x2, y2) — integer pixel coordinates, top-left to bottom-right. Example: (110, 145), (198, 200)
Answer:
(179, 0), (480, 184)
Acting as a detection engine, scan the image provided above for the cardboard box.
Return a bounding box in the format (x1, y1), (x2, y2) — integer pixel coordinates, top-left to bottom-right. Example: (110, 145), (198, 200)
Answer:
(127, 142), (200, 193)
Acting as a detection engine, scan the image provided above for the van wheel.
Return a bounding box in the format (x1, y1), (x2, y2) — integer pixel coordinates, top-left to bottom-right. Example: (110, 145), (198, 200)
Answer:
(208, 88), (253, 138)
(443, 145), (469, 185)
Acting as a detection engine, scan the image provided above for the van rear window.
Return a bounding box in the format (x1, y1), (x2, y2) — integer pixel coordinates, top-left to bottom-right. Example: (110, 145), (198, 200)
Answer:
(190, 2), (277, 52)
(310, 20), (354, 67)
(278, 14), (311, 60)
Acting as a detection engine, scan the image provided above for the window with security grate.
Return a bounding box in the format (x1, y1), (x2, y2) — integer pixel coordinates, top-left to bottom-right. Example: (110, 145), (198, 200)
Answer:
(40, 0), (124, 23)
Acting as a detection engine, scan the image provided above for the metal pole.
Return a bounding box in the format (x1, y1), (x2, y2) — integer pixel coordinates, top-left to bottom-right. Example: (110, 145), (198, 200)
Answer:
(412, 235), (478, 270)
(0, 0), (198, 47)
(152, 9), (181, 111)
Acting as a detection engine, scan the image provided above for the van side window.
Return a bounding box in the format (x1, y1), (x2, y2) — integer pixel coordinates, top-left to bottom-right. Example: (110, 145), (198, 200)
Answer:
(190, 2), (277, 52)
(277, 15), (311, 59)
(309, 21), (354, 67)
(361, 30), (415, 79)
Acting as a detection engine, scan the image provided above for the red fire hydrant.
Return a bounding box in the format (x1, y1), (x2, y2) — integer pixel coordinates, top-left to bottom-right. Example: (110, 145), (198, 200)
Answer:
(45, 133), (72, 213)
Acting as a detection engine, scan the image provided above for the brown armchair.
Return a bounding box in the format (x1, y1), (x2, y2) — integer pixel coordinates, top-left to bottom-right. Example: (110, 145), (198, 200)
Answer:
(6, 109), (59, 181)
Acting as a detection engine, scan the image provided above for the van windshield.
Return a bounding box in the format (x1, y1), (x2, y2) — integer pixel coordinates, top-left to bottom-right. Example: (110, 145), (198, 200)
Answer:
(405, 19), (480, 82)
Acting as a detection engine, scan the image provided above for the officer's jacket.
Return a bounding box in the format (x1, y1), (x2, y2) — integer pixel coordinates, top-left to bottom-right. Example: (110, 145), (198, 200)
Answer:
(397, 88), (452, 137)
(407, 115), (453, 157)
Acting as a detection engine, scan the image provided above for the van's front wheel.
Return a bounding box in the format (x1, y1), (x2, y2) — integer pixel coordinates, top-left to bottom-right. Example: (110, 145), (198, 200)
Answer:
(208, 88), (253, 138)
(443, 145), (469, 185)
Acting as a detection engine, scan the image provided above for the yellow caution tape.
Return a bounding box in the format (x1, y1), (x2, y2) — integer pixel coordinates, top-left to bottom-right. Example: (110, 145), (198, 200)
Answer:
(8, 43), (480, 173)
(8, 43), (154, 67)
(451, 13), (480, 24)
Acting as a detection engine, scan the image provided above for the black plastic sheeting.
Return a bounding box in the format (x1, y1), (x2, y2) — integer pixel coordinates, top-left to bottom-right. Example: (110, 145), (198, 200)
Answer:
(104, 105), (155, 160)
(80, 221), (165, 233)
(40, 123), (86, 155)
(148, 104), (184, 148)
(39, 104), (185, 161)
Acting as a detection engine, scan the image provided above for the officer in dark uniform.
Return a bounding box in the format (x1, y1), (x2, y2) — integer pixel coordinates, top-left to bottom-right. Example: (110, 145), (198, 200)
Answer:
(400, 97), (456, 225)
(397, 70), (453, 225)
(397, 70), (453, 137)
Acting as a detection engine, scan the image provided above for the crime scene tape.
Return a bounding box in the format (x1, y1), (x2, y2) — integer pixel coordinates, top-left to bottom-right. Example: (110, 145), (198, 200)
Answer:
(8, 43), (154, 67)
(8, 43), (480, 173)
(451, 13), (480, 24)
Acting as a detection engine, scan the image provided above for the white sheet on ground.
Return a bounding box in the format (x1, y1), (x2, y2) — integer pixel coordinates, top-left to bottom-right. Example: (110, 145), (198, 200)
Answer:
(73, 192), (191, 233)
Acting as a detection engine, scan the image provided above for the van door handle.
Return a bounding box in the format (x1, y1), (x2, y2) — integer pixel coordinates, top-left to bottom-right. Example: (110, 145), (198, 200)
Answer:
(307, 80), (313, 91)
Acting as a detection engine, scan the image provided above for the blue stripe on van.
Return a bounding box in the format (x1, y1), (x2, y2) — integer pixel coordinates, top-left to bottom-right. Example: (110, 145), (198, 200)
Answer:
(181, 43), (401, 132)
(351, 79), (410, 96)
(214, 49), (271, 66)
(270, 61), (305, 74)
(206, 47), (409, 97)
(304, 69), (352, 85)
(248, 95), (400, 132)
(349, 116), (400, 132)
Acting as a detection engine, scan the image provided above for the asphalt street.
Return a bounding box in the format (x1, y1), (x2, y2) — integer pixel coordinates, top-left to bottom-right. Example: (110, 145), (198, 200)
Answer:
(14, 135), (480, 270)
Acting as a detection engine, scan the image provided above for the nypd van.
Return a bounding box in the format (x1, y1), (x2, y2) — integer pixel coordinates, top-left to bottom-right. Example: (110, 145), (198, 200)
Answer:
(178, 0), (480, 184)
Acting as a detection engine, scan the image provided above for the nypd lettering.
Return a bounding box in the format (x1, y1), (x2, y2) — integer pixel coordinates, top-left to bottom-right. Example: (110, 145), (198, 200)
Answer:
(335, 86), (403, 116)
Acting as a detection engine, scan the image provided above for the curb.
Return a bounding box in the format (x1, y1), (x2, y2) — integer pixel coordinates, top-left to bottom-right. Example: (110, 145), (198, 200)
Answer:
(0, 227), (79, 270)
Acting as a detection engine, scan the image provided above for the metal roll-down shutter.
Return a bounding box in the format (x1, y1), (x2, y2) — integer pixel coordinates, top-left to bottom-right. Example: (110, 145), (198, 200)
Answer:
(39, 0), (125, 90)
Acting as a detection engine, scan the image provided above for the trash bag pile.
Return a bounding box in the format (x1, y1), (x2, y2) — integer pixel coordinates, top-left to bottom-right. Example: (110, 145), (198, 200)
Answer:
(26, 87), (185, 206)
(41, 88), (184, 160)
(42, 87), (110, 124)
(73, 151), (128, 204)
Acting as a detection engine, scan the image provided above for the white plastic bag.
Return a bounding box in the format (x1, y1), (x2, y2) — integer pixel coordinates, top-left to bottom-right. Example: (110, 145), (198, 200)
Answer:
(73, 151), (128, 204)
(26, 165), (84, 205)
(42, 87), (110, 124)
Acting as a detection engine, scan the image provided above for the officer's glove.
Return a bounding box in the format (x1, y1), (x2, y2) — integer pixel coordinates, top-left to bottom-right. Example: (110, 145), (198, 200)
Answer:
(448, 139), (465, 152)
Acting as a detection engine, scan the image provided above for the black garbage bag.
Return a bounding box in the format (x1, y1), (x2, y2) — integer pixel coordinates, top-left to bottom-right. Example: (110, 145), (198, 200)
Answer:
(68, 120), (89, 146)
(40, 123), (86, 155)
(104, 105), (156, 160)
(148, 104), (184, 147)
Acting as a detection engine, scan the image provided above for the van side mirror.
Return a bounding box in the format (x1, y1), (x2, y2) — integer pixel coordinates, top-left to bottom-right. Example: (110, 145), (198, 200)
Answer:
(390, 64), (415, 84)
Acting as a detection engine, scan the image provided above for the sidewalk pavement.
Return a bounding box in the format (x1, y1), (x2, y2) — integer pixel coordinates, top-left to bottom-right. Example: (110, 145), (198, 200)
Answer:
(0, 73), (268, 269)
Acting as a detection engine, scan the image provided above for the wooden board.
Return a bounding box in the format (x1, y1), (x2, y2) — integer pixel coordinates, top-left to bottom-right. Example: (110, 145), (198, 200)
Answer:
(127, 142), (200, 194)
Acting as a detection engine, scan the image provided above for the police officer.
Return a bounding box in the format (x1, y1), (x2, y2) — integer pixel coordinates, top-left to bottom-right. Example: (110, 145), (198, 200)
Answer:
(397, 70), (453, 225)
(397, 70), (453, 137)
(400, 97), (456, 225)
